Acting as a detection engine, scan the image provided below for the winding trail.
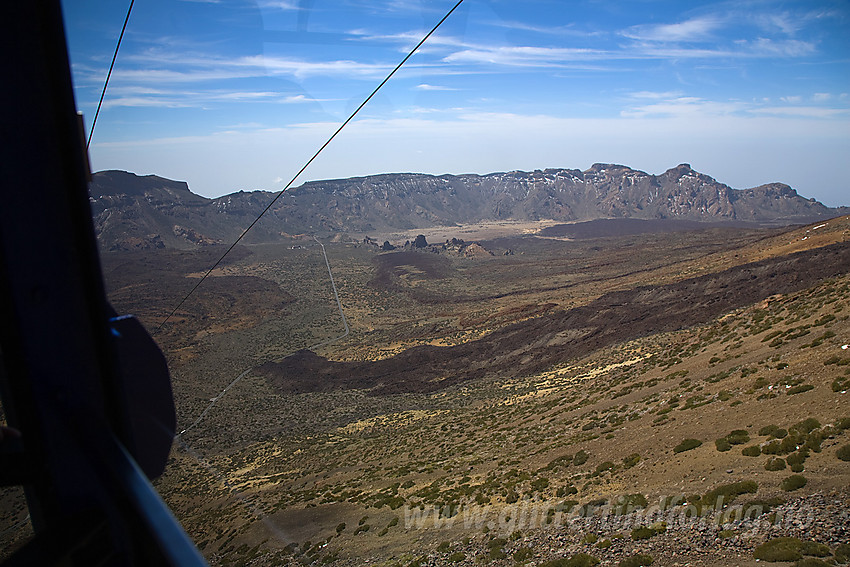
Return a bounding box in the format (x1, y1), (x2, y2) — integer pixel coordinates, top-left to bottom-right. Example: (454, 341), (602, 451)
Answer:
(177, 237), (349, 437)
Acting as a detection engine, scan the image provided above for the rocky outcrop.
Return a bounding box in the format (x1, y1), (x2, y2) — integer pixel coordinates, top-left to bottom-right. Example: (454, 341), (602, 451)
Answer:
(89, 165), (846, 250)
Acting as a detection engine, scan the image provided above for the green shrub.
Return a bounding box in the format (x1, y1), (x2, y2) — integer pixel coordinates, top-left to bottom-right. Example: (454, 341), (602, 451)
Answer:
(513, 547), (533, 562)
(632, 526), (664, 541)
(726, 430), (750, 444)
(781, 475), (807, 491)
(622, 453), (641, 468)
(540, 555), (601, 567)
(621, 493), (648, 510)
(743, 497), (785, 514)
(788, 384), (814, 395)
(786, 449), (809, 466)
(780, 435), (801, 454)
(765, 457), (787, 471)
(565, 554), (600, 567)
(335, 522), (346, 534)
(759, 424), (780, 436)
(618, 555), (654, 567)
(673, 438), (702, 453)
(792, 559), (831, 567)
(595, 539), (612, 549)
(715, 438), (732, 452)
(836, 444), (850, 462)
(648, 521), (667, 535)
(772, 428), (788, 439)
(488, 537), (507, 549)
(488, 538), (508, 560)
(791, 418), (821, 435)
(436, 541), (451, 552)
(702, 481), (758, 507)
(835, 543), (850, 562)
(573, 450), (589, 466)
(754, 537), (804, 562)
(448, 551), (465, 563)
(798, 541), (831, 557)
(581, 533), (598, 544)
(742, 445), (761, 457)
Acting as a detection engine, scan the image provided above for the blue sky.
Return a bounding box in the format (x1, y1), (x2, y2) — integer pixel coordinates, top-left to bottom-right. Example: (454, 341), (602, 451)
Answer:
(62, 0), (849, 205)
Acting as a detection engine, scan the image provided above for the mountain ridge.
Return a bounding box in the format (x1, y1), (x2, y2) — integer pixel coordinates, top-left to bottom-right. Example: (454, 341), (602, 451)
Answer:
(89, 164), (847, 250)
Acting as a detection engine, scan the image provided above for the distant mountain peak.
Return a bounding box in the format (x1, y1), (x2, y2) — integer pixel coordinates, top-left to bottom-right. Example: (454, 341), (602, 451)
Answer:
(88, 166), (844, 250)
(89, 169), (196, 199)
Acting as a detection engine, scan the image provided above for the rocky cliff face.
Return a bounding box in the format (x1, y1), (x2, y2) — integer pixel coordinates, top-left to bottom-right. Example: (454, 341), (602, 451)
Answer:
(88, 164), (845, 250)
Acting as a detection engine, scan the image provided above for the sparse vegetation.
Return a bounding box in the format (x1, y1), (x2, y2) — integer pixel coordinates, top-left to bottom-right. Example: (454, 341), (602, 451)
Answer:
(573, 450), (589, 466)
(702, 481), (758, 507)
(742, 445), (761, 457)
(725, 430), (750, 444)
(618, 554), (654, 567)
(513, 547), (534, 562)
(791, 418), (821, 435)
(754, 538), (805, 562)
(673, 438), (702, 453)
(781, 475), (807, 491)
(631, 524), (666, 540)
(792, 559), (831, 567)
(93, 221), (850, 567)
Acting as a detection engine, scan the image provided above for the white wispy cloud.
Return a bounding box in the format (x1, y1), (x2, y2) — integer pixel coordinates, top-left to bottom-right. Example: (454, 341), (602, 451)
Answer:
(753, 11), (801, 35)
(740, 38), (817, 57)
(101, 97), (197, 109)
(628, 90), (685, 100)
(257, 0), (299, 9)
(443, 45), (606, 66)
(621, 96), (749, 118)
(246, 55), (395, 79)
(488, 20), (604, 37)
(621, 16), (722, 43)
(98, 84), (334, 109)
(751, 106), (850, 118)
(415, 83), (457, 91)
(621, 93), (850, 121)
(112, 50), (399, 83)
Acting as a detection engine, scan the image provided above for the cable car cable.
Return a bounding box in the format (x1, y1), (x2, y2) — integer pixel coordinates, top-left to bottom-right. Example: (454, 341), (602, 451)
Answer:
(153, 0), (465, 336)
(87, 0), (135, 150)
